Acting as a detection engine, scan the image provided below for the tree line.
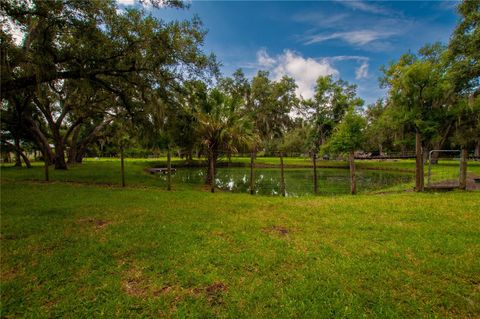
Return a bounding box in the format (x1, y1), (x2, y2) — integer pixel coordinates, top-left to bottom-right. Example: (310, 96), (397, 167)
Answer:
(1, 0), (479, 191)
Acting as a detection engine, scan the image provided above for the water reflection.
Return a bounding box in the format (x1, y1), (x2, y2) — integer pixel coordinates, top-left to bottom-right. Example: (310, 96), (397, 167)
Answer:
(153, 167), (413, 196)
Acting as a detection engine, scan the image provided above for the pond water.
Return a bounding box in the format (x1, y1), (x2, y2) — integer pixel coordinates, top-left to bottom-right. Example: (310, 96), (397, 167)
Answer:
(152, 167), (413, 196)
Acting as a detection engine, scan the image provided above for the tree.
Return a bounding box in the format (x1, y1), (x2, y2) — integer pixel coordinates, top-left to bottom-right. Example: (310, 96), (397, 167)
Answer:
(249, 71), (298, 152)
(447, 0), (480, 96)
(447, 0), (480, 154)
(193, 88), (256, 187)
(322, 107), (366, 194)
(303, 76), (363, 153)
(1, 0), (218, 169)
(381, 44), (455, 191)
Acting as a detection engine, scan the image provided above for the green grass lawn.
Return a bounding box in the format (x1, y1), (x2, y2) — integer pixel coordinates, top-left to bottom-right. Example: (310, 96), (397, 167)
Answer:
(1, 160), (480, 317)
(1, 182), (479, 317)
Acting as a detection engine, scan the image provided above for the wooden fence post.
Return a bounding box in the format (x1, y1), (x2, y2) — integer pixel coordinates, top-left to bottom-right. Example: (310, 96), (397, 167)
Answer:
(459, 148), (467, 190)
(415, 131), (424, 191)
(210, 153), (215, 193)
(167, 151), (172, 191)
(349, 151), (356, 195)
(250, 151), (255, 195)
(280, 153), (286, 197)
(120, 144), (125, 187)
(313, 152), (318, 195)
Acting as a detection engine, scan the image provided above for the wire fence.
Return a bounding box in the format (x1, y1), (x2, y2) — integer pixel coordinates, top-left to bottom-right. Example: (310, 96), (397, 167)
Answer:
(4, 148), (473, 196)
(426, 150), (462, 189)
(146, 151), (417, 197)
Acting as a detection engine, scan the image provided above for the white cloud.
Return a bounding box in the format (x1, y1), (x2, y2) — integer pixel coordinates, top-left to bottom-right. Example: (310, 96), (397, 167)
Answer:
(292, 12), (349, 28)
(257, 48), (276, 67)
(355, 61), (369, 79)
(304, 30), (395, 46)
(117, 0), (135, 5)
(257, 49), (338, 99)
(335, 0), (392, 15)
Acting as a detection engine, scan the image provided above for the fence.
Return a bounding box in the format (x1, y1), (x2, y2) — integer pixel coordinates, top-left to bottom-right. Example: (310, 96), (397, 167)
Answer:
(147, 151), (416, 197)
(26, 149), (473, 196)
(426, 150), (468, 190)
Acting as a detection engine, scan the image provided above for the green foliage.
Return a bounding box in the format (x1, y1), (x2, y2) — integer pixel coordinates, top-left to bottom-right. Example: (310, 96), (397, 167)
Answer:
(322, 107), (366, 155)
(303, 76), (364, 152)
(193, 88), (257, 155)
(447, 0), (480, 94)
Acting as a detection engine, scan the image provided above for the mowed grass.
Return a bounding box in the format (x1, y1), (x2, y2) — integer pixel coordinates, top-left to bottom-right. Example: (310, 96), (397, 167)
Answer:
(1, 178), (480, 318)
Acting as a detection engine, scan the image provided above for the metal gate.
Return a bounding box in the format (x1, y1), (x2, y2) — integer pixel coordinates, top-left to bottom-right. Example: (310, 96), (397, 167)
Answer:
(427, 150), (461, 189)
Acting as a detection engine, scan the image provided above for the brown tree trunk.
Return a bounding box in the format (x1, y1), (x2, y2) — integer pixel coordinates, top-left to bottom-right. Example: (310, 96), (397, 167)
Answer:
(54, 138), (68, 169)
(206, 150), (217, 185)
(5, 139), (31, 168)
(14, 137), (22, 167)
(349, 151), (356, 195)
(475, 142), (480, 158)
(415, 131), (424, 191)
(67, 126), (81, 164)
(25, 117), (54, 164)
(75, 152), (85, 163)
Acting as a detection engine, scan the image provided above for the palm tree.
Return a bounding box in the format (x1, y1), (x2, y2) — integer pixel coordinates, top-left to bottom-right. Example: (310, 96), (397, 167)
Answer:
(194, 89), (256, 187)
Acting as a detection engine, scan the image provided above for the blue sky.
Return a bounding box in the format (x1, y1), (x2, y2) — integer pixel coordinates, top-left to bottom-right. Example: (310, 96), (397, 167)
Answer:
(120, 0), (460, 104)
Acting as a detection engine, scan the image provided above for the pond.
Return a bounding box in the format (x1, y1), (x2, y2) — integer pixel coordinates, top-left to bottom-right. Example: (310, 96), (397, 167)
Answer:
(151, 167), (413, 196)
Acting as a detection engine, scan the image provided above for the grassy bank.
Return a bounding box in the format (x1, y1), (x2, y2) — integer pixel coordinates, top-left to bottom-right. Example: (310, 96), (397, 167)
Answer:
(1, 179), (480, 317)
(1, 158), (479, 194)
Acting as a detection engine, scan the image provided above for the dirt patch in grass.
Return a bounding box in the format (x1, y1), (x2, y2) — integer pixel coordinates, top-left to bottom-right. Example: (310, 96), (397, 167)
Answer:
(195, 282), (228, 295)
(262, 225), (290, 236)
(194, 282), (228, 305)
(77, 218), (110, 230)
(1, 268), (19, 281)
(122, 267), (149, 298)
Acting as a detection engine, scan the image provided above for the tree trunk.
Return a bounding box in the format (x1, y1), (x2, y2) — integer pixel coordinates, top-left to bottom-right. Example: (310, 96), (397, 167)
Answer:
(349, 151), (356, 195)
(25, 117), (54, 164)
(431, 123), (454, 164)
(459, 148), (467, 190)
(120, 145), (125, 187)
(67, 126), (81, 164)
(54, 138), (68, 169)
(14, 137), (22, 167)
(475, 142), (480, 158)
(22, 153), (31, 168)
(75, 152), (85, 163)
(206, 150), (217, 185)
(5, 138), (31, 168)
(187, 151), (193, 163)
(415, 131), (424, 191)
